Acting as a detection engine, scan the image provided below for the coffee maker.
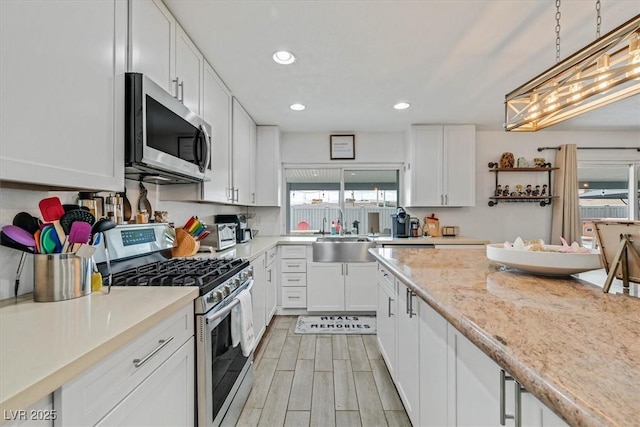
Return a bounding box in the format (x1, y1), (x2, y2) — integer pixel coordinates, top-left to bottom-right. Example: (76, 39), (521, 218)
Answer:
(391, 207), (410, 238)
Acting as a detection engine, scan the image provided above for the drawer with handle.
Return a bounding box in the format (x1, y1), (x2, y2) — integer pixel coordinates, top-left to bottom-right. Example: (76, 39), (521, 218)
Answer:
(54, 305), (193, 426)
(279, 245), (307, 259)
(281, 259), (306, 273)
(282, 272), (307, 287)
(282, 287), (307, 308)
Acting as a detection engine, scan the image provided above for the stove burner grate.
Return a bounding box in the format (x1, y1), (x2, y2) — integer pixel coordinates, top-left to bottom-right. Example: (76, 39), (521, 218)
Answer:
(110, 257), (249, 294)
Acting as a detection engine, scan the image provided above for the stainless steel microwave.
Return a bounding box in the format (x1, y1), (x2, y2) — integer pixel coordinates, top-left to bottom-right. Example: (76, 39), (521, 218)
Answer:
(125, 72), (211, 184)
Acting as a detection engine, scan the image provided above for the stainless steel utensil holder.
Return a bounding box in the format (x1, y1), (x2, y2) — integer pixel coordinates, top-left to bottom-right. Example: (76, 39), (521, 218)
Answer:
(33, 253), (92, 302)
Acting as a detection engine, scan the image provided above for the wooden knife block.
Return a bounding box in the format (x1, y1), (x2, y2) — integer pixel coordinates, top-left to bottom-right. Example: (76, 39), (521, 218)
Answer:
(171, 228), (200, 257)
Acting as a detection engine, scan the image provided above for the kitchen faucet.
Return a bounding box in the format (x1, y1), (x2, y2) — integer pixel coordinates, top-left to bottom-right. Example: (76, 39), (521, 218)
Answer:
(322, 217), (327, 235)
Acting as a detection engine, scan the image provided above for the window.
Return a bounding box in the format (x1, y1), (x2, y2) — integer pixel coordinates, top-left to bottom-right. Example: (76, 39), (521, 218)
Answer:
(579, 162), (639, 246)
(285, 168), (399, 235)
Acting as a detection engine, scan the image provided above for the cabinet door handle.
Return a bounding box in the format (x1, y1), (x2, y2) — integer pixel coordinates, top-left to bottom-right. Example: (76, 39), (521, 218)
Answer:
(289, 296), (301, 299)
(251, 192), (255, 203)
(500, 369), (525, 427)
(388, 297), (394, 317)
(234, 188), (239, 202)
(268, 269), (272, 282)
(133, 336), (174, 368)
(408, 290), (416, 318)
(178, 81), (184, 103)
(345, 264), (348, 275)
(288, 278), (300, 282)
(445, 194), (448, 205)
(405, 288), (410, 314)
(172, 78), (179, 98)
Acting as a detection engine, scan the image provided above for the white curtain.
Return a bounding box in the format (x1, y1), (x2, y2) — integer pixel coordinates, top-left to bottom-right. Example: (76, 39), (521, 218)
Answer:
(551, 144), (581, 245)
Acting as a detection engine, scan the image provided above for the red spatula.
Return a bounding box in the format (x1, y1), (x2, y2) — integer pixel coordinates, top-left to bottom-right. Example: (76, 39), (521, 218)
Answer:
(39, 197), (66, 247)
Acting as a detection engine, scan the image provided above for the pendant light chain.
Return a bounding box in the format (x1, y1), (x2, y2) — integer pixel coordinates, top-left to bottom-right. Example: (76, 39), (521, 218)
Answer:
(555, 0), (562, 63)
(595, 0), (602, 38)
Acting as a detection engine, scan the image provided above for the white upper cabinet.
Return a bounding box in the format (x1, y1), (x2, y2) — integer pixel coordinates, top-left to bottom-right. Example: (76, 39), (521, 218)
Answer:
(129, 0), (203, 114)
(0, 0), (126, 191)
(255, 126), (282, 207)
(129, 0), (175, 94)
(405, 125), (476, 207)
(201, 62), (232, 203)
(175, 24), (203, 115)
(232, 99), (257, 205)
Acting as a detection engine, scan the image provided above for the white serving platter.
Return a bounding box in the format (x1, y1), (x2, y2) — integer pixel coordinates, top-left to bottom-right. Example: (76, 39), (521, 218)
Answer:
(486, 243), (602, 276)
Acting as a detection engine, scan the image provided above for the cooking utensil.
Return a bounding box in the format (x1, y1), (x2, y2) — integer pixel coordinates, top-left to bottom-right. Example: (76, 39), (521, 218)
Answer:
(60, 209), (96, 234)
(13, 212), (42, 234)
(119, 191), (132, 222)
(40, 226), (57, 254)
(137, 182), (152, 215)
(38, 197), (67, 245)
(68, 221), (92, 252)
(90, 218), (117, 244)
(1, 225), (37, 250)
(14, 252), (27, 297)
(0, 230), (35, 253)
(34, 229), (41, 253)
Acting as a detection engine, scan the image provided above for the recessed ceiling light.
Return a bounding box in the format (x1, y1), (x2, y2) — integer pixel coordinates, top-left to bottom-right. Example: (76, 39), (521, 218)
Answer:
(290, 103), (306, 111)
(273, 50), (296, 65)
(393, 102), (411, 110)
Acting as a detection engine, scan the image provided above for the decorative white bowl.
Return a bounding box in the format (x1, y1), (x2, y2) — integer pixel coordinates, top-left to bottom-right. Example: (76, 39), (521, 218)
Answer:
(486, 243), (602, 276)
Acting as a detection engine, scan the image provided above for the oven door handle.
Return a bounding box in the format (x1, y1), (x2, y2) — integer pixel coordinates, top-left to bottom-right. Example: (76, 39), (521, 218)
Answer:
(204, 279), (254, 325)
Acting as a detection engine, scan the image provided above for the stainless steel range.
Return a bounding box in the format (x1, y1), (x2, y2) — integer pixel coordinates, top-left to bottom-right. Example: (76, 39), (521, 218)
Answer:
(94, 223), (254, 427)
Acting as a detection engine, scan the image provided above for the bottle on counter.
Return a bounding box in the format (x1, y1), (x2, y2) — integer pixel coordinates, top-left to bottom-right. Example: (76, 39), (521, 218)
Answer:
(330, 221), (337, 235)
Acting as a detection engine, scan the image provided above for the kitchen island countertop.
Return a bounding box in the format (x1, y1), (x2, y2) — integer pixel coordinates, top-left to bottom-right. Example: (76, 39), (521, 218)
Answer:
(0, 287), (198, 417)
(370, 247), (639, 427)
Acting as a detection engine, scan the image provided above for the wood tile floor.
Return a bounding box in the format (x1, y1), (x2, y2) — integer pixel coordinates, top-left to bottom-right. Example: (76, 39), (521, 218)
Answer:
(237, 316), (411, 427)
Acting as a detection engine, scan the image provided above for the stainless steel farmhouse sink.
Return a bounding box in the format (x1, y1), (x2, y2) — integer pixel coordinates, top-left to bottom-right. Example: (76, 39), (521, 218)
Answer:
(312, 237), (377, 262)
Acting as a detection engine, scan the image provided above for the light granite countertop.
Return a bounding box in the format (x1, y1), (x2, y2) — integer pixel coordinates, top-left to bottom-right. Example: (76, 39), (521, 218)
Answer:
(370, 247), (639, 427)
(0, 287), (198, 417)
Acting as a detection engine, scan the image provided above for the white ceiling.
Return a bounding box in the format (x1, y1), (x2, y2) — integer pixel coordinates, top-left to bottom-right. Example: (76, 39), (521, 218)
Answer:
(164, 0), (640, 133)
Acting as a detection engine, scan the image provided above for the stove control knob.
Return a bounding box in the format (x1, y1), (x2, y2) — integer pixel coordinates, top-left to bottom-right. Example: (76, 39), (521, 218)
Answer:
(233, 278), (240, 288)
(247, 268), (253, 277)
(240, 271), (248, 281)
(206, 294), (215, 303)
(214, 290), (223, 301)
(224, 284), (233, 294)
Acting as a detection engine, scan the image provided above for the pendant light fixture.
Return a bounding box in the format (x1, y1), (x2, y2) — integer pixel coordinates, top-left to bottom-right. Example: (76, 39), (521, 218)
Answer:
(504, 0), (640, 132)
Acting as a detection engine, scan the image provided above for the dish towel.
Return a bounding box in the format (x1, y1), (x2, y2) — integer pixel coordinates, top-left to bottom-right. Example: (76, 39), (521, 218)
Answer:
(231, 289), (255, 357)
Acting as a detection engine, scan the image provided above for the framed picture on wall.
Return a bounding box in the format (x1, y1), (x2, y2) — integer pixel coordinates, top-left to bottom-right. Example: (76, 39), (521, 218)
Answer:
(330, 134), (355, 160)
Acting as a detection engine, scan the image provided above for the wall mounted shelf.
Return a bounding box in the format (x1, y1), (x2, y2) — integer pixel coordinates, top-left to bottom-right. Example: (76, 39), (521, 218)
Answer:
(487, 162), (558, 207)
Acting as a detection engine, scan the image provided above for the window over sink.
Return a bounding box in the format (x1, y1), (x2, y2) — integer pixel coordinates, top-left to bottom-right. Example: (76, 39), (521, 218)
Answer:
(285, 168), (399, 235)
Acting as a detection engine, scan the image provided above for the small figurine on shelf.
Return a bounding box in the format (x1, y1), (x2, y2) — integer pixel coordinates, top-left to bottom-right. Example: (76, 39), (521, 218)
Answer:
(495, 185), (503, 197)
(534, 158), (547, 168)
(515, 184), (524, 196)
(532, 185), (540, 196)
(517, 157), (529, 168)
(541, 184), (548, 196)
(526, 184), (532, 196)
(502, 185), (510, 196)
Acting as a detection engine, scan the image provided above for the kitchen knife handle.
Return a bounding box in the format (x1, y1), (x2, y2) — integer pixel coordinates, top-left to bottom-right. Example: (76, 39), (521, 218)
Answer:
(133, 336), (174, 368)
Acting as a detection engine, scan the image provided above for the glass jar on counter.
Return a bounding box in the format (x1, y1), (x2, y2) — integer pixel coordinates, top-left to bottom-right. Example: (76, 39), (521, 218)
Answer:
(154, 211), (169, 223)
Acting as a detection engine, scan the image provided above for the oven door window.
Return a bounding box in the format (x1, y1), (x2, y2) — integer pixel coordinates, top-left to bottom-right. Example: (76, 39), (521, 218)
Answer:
(209, 314), (249, 421)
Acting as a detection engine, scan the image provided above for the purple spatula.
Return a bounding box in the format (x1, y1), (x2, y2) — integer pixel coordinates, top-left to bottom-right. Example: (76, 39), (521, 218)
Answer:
(67, 221), (92, 253)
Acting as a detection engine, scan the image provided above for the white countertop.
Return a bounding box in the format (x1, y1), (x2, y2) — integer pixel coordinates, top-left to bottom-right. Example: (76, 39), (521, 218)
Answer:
(0, 287), (198, 415)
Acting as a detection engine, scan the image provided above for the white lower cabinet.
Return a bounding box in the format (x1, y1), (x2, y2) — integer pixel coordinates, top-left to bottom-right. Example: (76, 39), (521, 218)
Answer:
(376, 262), (569, 427)
(396, 285), (421, 426)
(251, 253), (267, 343)
(265, 246), (278, 324)
(376, 265), (397, 379)
(418, 297), (448, 427)
(280, 245), (308, 309)
(96, 337), (194, 427)
(53, 305), (194, 426)
(307, 262), (376, 312)
(3, 395), (54, 427)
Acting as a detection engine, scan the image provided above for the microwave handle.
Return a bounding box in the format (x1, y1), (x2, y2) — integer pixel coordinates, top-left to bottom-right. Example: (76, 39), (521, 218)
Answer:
(193, 125), (210, 173)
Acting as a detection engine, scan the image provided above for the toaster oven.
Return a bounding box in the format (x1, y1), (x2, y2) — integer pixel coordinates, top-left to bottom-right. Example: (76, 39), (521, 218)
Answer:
(200, 223), (236, 251)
